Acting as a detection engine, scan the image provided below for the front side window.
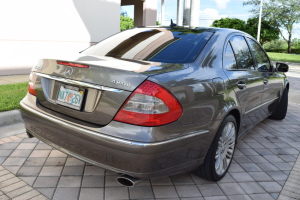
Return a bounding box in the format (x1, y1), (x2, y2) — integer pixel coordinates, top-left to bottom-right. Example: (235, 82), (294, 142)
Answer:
(247, 39), (271, 71)
(223, 42), (237, 70)
(83, 28), (213, 63)
(230, 36), (255, 70)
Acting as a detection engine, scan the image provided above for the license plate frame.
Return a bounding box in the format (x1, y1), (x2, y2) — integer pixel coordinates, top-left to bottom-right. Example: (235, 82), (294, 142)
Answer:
(56, 85), (85, 110)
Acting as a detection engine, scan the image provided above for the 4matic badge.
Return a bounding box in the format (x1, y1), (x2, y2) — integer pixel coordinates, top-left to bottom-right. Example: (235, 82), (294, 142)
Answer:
(35, 66), (43, 70)
(111, 80), (131, 87)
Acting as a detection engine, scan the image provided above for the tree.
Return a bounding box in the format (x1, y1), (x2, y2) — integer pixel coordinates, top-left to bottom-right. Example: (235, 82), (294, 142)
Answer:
(120, 10), (134, 31)
(211, 17), (280, 44)
(244, 17), (280, 44)
(243, 0), (300, 53)
(211, 18), (246, 30)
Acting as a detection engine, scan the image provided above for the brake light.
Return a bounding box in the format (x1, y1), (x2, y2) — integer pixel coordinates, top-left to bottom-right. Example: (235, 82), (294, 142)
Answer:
(57, 61), (89, 68)
(28, 82), (36, 96)
(114, 81), (182, 126)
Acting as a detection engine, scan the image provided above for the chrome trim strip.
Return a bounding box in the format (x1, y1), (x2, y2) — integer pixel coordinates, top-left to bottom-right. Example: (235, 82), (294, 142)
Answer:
(21, 101), (209, 147)
(245, 97), (279, 115)
(35, 72), (125, 93)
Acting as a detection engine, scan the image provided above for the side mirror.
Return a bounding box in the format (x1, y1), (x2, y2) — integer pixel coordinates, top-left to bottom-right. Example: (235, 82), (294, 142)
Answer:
(276, 62), (289, 72)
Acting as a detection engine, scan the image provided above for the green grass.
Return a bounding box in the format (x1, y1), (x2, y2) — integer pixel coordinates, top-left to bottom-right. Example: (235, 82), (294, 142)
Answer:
(267, 52), (300, 63)
(0, 82), (28, 112)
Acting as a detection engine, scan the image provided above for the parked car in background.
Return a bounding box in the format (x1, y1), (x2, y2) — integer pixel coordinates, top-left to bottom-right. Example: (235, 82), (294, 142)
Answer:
(20, 27), (289, 186)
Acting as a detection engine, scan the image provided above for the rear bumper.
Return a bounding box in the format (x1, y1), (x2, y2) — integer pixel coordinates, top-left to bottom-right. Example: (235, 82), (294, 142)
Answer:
(20, 98), (211, 179)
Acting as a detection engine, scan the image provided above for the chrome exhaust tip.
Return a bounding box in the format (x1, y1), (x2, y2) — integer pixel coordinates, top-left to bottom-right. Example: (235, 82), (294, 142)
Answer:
(116, 175), (141, 187)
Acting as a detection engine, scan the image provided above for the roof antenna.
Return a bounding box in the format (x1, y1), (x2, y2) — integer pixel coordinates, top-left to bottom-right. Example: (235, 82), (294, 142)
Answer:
(170, 19), (177, 28)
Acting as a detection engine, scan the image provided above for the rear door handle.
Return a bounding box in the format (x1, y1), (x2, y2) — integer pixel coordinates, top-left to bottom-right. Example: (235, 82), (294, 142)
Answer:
(237, 81), (246, 90)
(263, 79), (268, 85)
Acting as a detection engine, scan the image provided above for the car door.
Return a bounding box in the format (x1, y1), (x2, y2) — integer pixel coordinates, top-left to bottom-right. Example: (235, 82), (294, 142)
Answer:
(223, 35), (265, 133)
(246, 38), (284, 117)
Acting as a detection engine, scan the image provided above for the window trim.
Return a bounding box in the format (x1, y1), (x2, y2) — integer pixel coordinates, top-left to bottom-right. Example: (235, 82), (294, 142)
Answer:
(245, 37), (272, 72)
(223, 41), (238, 70)
(224, 35), (256, 71)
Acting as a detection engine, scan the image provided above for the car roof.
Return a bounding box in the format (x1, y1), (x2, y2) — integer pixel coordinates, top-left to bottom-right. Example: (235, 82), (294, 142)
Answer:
(138, 26), (245, 35)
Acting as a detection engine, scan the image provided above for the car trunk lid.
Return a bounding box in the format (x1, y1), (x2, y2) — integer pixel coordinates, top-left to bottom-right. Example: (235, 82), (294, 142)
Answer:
(32, 55), (150, 126)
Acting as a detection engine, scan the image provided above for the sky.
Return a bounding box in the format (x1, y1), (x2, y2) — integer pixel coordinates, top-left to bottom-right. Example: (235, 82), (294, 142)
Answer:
(121, 0), (300, 39)
(157, 0), (252, 27)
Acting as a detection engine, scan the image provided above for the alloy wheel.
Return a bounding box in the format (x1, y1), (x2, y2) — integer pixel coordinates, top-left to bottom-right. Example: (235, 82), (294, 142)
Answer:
(215, 121), (236, 175)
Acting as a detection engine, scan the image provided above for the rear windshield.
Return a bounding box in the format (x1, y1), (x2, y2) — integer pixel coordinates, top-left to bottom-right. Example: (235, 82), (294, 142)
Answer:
(83, 28), (213, 63)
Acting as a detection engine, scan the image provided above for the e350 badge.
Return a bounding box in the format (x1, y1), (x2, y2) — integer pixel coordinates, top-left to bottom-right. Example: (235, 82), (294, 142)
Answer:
(111, 80), (131, 87)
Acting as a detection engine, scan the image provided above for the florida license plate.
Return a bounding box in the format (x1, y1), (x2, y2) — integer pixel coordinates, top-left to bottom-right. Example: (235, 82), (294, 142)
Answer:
(56, 85), (84, 110)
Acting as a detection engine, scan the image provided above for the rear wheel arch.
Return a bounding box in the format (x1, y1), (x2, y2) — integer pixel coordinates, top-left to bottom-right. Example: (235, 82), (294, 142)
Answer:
(228, 109), (241, 136)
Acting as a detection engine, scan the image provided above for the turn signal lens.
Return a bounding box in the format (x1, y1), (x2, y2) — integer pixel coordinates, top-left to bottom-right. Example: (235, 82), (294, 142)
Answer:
(114, 81), (182, 126)
(123, 93), (170, 114)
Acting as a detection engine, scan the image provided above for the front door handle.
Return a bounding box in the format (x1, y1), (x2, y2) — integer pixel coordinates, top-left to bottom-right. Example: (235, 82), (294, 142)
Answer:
(237, 81), (246, 90)
(263, 79), (268, 85)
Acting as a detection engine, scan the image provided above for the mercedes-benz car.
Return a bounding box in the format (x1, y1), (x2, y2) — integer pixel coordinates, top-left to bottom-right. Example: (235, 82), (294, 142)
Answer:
(20, 27), (289, 186)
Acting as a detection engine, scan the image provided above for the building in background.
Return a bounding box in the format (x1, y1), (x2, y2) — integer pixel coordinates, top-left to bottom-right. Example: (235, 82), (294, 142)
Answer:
(0, 0), (157, 75)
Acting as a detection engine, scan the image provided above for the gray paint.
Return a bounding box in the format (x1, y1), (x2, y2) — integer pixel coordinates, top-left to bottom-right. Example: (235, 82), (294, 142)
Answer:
(20, 27), (288, 180)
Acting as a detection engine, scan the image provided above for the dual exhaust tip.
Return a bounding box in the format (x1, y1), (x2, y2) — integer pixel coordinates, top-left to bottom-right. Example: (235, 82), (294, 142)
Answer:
(116, 174), (141, 187)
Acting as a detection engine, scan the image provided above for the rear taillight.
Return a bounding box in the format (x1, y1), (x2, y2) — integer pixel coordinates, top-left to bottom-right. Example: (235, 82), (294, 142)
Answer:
(114, 81), (182, 126)
(28, 82), (36, 96)
(57, 61), (89, 68)
(28, 72), (36, 96)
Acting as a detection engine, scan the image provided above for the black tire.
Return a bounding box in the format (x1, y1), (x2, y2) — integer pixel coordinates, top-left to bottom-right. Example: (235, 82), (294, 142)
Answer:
(269, 88), (288, 120)
(194, 115), (237, 181)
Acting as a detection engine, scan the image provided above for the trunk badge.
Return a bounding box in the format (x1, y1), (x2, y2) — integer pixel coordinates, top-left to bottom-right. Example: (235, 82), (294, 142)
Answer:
(64, 67), (74, 78)
(111, 80), (131, 87)
(35, 66), (43, 70)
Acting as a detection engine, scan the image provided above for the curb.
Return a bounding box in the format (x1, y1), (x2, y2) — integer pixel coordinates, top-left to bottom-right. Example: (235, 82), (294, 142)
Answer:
(0, 67), (31, 76)
(0, 110), (25, 139)
(0, 110), (23, 125)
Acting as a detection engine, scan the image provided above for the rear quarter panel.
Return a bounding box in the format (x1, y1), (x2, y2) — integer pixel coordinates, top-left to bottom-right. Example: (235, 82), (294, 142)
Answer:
(148, 29), (241, 154)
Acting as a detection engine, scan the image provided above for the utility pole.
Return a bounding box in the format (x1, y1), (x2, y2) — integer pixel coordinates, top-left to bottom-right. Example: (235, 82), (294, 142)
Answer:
(161, 0), (165, 25)
(177, 0), (183, 26)
(183, 0), (191, 26)
(257, 0), (263, 43)
(190, 0), (200, 28)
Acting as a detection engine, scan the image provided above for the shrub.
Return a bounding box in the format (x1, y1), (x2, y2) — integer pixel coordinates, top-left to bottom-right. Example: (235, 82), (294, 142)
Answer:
(264, 39), (287, 49)
(291, 48), (300, 54)
(265, 49), (287, 53)
(265, 47), (300, 54)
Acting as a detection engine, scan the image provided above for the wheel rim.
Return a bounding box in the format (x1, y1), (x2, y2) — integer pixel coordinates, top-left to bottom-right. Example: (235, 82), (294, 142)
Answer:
(215, 121), (236, 176)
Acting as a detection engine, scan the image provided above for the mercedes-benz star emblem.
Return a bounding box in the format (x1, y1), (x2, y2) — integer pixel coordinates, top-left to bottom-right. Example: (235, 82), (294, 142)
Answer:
(64, 67), (74, 78)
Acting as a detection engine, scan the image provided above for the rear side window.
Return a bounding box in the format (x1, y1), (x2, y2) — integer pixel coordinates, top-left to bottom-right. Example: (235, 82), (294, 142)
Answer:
(223, 43), (237, 70)
(247, 38), (271, 71)
(83, 28), (213, 63)
(230, 36), (255, 70)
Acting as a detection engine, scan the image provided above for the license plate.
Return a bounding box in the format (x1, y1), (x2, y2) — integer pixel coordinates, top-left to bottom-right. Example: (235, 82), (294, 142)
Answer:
(56, 85), (84, 110)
